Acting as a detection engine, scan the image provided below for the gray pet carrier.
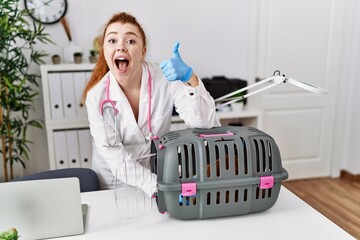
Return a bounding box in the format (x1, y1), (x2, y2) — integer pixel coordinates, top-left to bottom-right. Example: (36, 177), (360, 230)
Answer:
(150, 126), (288, 220)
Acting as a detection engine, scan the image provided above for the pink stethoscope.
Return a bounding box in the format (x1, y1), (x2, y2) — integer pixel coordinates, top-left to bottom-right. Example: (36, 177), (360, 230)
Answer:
(99, 66), (158, 147)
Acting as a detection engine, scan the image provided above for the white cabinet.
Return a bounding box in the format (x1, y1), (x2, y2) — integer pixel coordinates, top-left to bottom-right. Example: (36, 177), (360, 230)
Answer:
(41, 64), (94, 170)
(41, 64), (261, 170)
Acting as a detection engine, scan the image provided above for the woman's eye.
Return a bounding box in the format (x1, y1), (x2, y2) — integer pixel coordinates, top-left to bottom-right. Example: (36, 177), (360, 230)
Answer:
(127, 39), (136, 44)
(107, 39), (116, 44)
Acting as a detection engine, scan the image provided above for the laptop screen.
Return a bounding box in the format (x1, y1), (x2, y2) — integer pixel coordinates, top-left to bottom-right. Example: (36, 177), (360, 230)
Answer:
(0, 178), (84, 239)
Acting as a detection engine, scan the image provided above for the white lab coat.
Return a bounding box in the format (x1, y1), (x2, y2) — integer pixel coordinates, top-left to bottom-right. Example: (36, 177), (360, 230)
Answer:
(85, 62), (217, 195)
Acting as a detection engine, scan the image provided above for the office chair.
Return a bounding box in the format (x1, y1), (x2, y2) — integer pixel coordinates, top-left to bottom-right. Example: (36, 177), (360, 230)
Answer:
(12, 168), (101, 192)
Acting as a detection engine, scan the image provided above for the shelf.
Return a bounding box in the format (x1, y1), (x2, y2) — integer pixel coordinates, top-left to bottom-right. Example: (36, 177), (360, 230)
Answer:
(41, 63), (95, 72)
(171, 108), (261, 129)
(44, 119), (90, 130)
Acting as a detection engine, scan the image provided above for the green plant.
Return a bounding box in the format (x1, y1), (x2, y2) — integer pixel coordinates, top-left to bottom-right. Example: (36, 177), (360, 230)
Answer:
(0, 0), (52, 181)
(0, 228), (19, 240)
(73, 52), (83, 57)
(89, 49), (98, 57)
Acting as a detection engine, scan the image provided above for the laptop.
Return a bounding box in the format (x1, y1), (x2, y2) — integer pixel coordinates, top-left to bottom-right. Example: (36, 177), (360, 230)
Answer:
(0, 177), (85, 240)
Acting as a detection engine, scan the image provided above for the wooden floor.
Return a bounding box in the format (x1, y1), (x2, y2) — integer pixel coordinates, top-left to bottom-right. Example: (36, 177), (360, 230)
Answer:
(283, 177), (360, 239)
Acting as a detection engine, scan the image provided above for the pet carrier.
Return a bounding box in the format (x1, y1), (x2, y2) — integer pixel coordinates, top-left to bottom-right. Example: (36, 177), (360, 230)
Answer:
(150, 126), (288, 220)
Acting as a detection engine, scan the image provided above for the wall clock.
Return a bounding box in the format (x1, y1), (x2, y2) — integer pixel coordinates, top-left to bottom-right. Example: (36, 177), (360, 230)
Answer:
(24, 0), (68, 24)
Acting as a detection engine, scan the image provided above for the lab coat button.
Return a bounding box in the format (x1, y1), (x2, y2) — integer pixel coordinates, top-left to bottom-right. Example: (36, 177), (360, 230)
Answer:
(189, 92), (194, 96)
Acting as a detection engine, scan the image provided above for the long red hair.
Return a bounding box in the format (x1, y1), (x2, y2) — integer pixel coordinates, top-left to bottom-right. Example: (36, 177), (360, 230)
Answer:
(81, 12), (147, 104)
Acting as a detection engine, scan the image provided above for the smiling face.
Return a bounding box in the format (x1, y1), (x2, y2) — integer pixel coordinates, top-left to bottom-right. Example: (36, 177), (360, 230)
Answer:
(103, 22), (146, 87)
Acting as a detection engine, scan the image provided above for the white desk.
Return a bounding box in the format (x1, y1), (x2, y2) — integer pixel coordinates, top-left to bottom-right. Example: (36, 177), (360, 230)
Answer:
(55, 187), (354, 240)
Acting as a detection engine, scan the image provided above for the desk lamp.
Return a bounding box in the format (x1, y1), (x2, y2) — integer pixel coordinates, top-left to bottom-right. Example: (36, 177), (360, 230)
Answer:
(215, 70), (328, 109)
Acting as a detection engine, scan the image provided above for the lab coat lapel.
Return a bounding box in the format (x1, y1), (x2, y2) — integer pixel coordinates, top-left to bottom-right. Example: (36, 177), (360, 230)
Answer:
(108, 72), (145, 142)
(137, 64), (151, 137)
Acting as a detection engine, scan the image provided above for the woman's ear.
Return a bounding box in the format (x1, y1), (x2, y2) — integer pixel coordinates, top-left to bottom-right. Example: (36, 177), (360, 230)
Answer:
(142, 47), (147, 61)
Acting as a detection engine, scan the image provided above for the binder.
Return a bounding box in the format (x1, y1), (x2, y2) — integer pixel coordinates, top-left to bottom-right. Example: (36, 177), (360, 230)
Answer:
(73, 72), (88, 119)
(53, 131), (69, 169)
(85, 71), (92, 82)
(48, 73), (64, 119)
(77, 129), (92, 168)
(66, 130), (81, 168)
(61, 72), (77, 118)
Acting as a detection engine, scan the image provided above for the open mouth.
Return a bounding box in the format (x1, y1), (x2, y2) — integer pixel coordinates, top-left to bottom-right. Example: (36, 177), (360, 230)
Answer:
(115, 57), (129, 73)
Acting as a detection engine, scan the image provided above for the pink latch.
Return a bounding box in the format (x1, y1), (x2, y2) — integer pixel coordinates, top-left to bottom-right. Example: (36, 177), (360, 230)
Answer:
(181, 182), (197, 196)
(259, 176), (274, 189)
(150, 136), (159, 140)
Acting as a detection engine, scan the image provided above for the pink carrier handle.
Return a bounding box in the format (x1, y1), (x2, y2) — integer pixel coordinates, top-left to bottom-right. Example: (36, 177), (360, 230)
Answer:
(199, 132), (235, 138)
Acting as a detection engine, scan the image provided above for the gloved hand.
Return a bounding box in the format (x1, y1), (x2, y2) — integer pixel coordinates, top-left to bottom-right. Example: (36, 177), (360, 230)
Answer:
(160, 42), (193, 82)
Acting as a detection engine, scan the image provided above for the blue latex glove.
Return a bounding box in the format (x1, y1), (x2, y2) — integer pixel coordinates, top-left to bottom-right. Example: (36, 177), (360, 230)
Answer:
(160, 42), (193, 82)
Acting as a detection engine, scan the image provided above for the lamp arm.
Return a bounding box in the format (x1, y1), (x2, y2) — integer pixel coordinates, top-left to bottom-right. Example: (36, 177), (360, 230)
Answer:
(215, 76), (276, 102)
(215, 81), (280, 109)
(214, 70), (327, 110)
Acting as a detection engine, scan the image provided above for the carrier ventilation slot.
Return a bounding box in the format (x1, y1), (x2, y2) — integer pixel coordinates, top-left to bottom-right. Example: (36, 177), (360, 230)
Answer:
(177, 146), (182, 178)
(204, 140), (211, 178)
(260, 140), (266, 172)
(215, 145), (220, 177)
(268, 140), (273, 171)
(207, 192), (211, 205)
(253, 138), (271, 173)
(206, 188), (249, 205)
(207, 142), (249, 178)
(191, 144), (196, 176)
(254, 140), (260, 172)
(240, 137), (248, 175)
(255, 187), (272, 199)
(179, 195), (197, 206)
(234, 144), (239, 175)
(184, 145), (190, 178)
(177, 144), (197, 179)
(216, 191), (221, 204)
(225, 145), (230, 170)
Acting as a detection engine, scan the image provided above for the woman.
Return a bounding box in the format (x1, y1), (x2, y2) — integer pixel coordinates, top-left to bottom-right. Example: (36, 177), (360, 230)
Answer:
(81, 12), (217, 196)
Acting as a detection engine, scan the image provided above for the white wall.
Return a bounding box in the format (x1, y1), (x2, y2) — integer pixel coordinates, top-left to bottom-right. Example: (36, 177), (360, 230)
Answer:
(37, 0), (253, 79)
(336, 0), (360, 174)
(2, 0), (359, 180)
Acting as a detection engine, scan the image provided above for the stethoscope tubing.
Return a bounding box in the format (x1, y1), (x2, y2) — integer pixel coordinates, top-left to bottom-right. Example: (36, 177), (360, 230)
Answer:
(100, 65), (155, 147)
